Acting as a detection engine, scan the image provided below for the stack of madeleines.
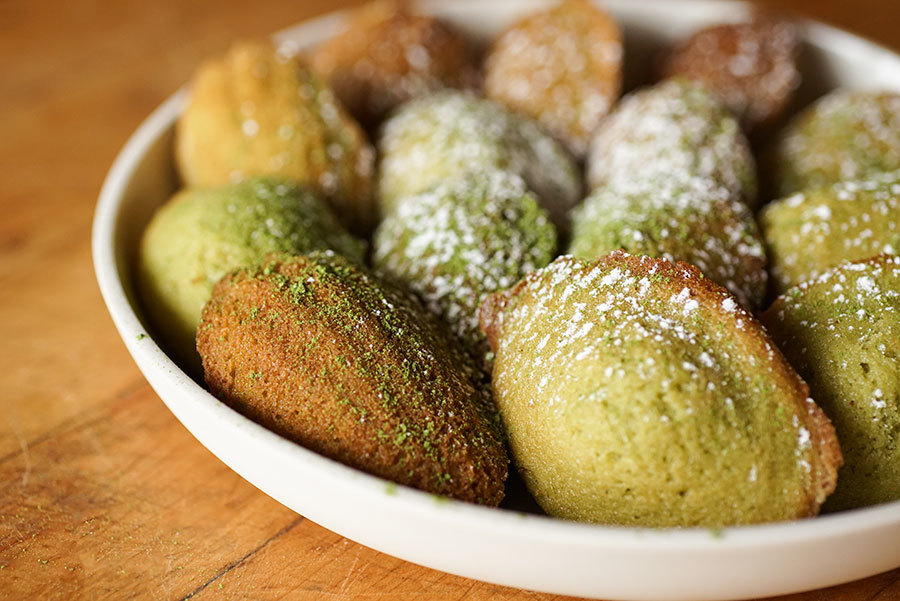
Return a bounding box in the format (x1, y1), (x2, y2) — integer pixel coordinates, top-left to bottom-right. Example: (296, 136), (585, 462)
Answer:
(137, 0), (900, 528)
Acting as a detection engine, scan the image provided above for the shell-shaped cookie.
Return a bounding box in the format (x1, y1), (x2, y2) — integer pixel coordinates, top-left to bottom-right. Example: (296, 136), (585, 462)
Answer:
(310, 0), (475, 125)
(586, 78), (757, 208)
(663, 18), (800, 132)
(373, 171), (557, 363)
(137, 178), (363, 370)
(480, 251), (840, 527)
(773, 90), (900, 196)
(377, 91), (581, 231)
(761, 170), (900, 293)
(484, 0), (622, 157)
(175, 40), (376, 233)
(198, 251), (508, 505)
(568, 174), (767, 309)
(763, 256), (900, 511)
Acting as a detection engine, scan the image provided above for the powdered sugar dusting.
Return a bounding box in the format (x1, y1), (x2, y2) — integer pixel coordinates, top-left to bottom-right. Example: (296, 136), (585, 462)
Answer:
(378, 91), (580, 229)
(765, 255), (900, 501)
(762, 169), (900, 291)
(569, 173), (767, 309)
(488, 251), (826, 501)
(664, 19), (799, 130)
(374, 171), (556, 362)
(586, 78), (757, 207)
(777, 89), (900, 194)
(484, 0), (622, 156)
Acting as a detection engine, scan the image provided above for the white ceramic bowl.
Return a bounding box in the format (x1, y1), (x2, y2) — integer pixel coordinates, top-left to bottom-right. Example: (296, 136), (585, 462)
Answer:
(93, 2), (900, 599)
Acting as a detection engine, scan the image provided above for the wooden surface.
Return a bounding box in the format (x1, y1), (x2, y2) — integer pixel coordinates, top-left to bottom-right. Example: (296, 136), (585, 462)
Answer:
(2, 0), (900, 599)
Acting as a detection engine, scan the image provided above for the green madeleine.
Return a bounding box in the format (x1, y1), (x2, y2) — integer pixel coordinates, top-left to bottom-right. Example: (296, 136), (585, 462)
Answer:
(137, 178), (363, 370)
(760, 170), (900, 294)
(480, 251), (841, 527)
(373, 171), (557, 363)
(586, 78), (757, 208)
(763, 256), (900, 511)
(377, 90), (581, 231)
(773, 89), (900, 196)
(568, 174), (766, 309)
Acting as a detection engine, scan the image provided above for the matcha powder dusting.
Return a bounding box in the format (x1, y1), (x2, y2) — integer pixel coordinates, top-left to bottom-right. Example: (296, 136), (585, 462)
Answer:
(137, 177), (364, 369)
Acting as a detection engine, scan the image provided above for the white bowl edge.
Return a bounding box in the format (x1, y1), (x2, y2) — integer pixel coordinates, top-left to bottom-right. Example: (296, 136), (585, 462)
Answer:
(92, 2), (900, 599)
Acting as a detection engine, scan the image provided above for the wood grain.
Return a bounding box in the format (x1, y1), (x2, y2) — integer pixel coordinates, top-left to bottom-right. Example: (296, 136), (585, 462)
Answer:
(2, 0), (900, 599)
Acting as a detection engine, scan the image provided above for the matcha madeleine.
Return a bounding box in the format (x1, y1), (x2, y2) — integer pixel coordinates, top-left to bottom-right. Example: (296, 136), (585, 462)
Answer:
(480, 251), (841, 527)
(373, 171), (557, 362)
(197, 251), (508, 505)
(773, 89), (900, 196)
(175, 40), (376, 233)
(760, 170), (900, 294)
(137, 178), (363, 370)
(763, 256), (900, 512)
(568, 175), (767, 309)
(377, 91), (581, 230)
(586, 78), (757, 208)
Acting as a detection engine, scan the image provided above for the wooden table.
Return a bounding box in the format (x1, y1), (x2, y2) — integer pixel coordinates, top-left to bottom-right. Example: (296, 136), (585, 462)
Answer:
(3, 0), (900, 598)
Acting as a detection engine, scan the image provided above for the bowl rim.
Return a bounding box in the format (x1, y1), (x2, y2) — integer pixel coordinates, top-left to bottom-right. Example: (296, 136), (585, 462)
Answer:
(91, 0), (900, 567)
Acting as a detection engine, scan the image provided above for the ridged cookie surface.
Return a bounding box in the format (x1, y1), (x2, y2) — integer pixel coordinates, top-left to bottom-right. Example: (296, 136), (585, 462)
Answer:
(480, 251), (840, 527)
(310, 0), (475, 125)
(761, 170), (900, 293)
(374, 171), (556, 364)
(586, 78), (757, 208)
(377, 91), (580, 231)
(176, 40), (376, 233)
(484, 0), (622, 157)
(198, 251), (508, 505)
(763, 255), (900, 511)
(663, 18), (800, 132)
(773, 90), (900, 196)
(138, 178), (363, 370)
(569, 174), (767, 309)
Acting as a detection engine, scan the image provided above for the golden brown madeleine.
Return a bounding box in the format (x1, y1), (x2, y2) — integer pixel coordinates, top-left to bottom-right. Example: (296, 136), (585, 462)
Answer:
(763, 256), (900, 512)
(480, 251), (840, 527)
(772, 89), (900, 196)
(310, 0), (475, 126)
(662, 18), (800, 133)
(483, 0), (622, 157)
(175, 40), (376, 234)
(197, 251), (507, 505)
(760, 170), (900, 294)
